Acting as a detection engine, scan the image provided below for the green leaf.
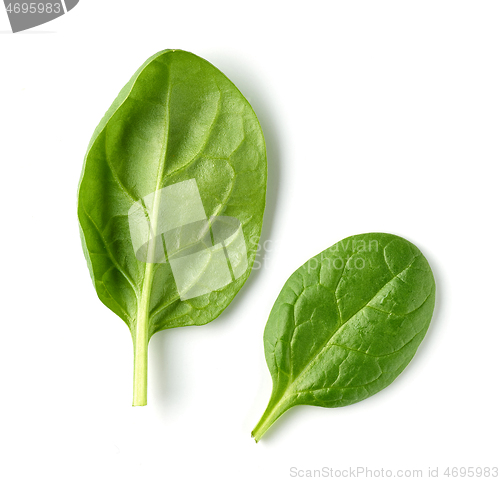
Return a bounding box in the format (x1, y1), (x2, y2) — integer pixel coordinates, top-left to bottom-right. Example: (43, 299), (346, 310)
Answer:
(77, 50), (267, 405)
(252, 233), (435, 441)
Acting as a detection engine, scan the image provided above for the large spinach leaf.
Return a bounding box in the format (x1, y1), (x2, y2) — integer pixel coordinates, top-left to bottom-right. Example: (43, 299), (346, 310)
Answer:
(78, 50), (267, 405)
(252, 233), (435, 441)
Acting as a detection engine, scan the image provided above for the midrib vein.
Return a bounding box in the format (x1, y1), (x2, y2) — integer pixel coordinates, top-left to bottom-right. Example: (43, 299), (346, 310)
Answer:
(132, 60), (172, 405)
(136, 78), (172, 337)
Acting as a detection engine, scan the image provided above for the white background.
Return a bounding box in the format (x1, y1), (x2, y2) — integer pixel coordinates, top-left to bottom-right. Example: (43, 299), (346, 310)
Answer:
(1, 1), (499, 480)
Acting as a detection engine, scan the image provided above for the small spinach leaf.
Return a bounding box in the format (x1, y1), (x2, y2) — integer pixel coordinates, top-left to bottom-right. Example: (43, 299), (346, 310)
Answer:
(252, 233), (435, 441)
(78, 50), (267, 405)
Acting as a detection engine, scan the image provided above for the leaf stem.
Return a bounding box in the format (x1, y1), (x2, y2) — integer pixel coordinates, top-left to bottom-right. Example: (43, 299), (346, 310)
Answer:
(132, 248), (158, 405)
(132, 304), (149, 406)
(251, 396), (291, 442)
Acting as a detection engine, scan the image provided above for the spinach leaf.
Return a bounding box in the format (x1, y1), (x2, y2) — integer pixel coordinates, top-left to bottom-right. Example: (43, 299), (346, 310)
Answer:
(252, 233), (435, 441)
(78, 50), (267, 405)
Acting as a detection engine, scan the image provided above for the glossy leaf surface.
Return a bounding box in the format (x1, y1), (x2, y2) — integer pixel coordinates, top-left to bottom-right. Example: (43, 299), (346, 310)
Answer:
(252, 233), (435, 441)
